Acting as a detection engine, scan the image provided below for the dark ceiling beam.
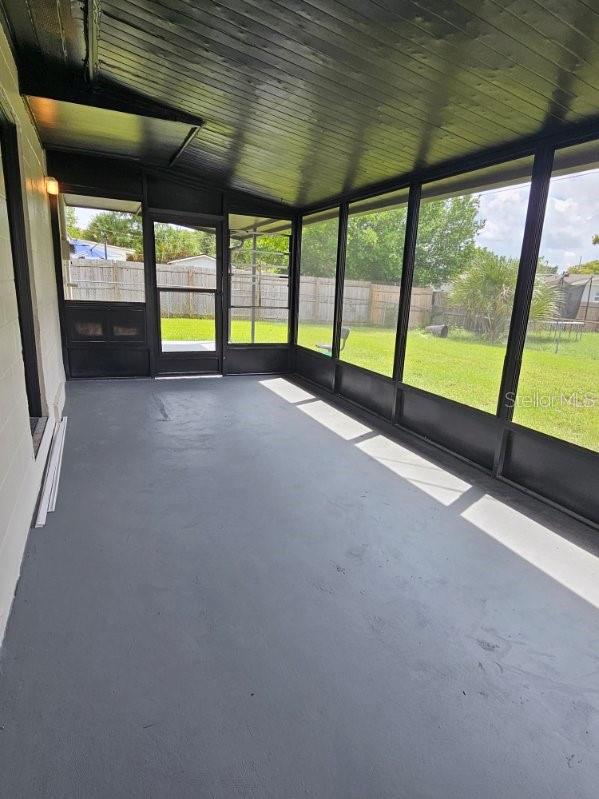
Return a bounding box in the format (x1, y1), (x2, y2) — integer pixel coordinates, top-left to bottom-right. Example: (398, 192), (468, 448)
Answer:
(84, 0), (99, 82)
(45, 148), (297, 215)
(20, 72), (204, 127)
(168, 125), (200, 168)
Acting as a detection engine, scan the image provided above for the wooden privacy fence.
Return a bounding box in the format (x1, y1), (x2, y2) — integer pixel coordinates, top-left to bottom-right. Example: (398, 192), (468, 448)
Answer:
(64, 260), (220, 297)
(299, 276), (435, 328)
(64, 260), (438, 326)
(64, 260), (146, 302)
(230, 271), (288, 321)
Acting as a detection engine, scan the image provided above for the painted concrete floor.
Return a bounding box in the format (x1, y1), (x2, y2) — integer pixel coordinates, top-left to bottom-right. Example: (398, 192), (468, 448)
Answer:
(1, 376), (598, 798)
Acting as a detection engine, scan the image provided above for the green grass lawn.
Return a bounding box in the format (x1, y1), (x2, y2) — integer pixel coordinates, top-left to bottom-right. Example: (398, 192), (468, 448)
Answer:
(161, 316), (599, 452)
(161, 317), (289, 344)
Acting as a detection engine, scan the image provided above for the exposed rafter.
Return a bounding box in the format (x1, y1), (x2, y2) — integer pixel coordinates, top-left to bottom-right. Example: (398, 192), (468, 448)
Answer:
(168, 126), (201, 168)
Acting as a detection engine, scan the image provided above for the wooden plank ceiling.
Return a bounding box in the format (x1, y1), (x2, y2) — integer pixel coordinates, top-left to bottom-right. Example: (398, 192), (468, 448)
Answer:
(3, 0), (599, 207)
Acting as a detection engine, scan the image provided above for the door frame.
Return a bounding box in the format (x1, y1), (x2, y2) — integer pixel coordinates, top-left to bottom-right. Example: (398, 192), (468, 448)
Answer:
(146, 209), (224, 375)
(0, 106), (42, 415)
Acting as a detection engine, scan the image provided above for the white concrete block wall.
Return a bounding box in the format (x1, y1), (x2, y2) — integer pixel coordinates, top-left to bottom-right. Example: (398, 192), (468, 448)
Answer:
(0, 29), (65, 643)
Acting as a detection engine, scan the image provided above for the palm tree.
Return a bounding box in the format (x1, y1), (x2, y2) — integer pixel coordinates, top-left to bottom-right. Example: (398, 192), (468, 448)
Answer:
(450, 249), (560, 343)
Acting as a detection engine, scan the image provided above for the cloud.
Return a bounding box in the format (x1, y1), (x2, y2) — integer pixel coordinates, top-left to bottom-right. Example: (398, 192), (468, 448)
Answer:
(474, 168), (599, 271)
(477, 185), (530, 259)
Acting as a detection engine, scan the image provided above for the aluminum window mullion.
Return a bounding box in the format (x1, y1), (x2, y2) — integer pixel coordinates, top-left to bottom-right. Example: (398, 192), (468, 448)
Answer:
(392, 183), (421, 387)
(492, 144), (554, 475)
(290, 215), (302, 347)
(332, 203), (348, 362)
(495, 144), (554, 422)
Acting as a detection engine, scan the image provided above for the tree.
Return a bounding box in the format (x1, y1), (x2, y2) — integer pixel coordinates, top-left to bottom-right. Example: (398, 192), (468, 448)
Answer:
(413, 195), (482, 287)
(568, 259), (599, 275)
(450, 249), (560, 342)
(78, 212), (217, 262)
(529, 277), (561, 327)
(344, 207), (406, 282)
(84, 211), (142, 257)
(65, 206), (82, 239)
(300, 216), (340, 278)
(299, 194), (482, 285)
(230, 232), (290, 273)
(153, 223), (216, 262)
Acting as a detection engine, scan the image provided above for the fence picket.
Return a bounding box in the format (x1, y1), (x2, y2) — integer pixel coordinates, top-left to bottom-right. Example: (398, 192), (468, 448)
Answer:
(65, 259), (439, 326)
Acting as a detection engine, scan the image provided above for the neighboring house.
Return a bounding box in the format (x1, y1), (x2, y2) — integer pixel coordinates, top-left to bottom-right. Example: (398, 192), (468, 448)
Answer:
(69, 238), (134, 261)
(167, 254), (217, 269)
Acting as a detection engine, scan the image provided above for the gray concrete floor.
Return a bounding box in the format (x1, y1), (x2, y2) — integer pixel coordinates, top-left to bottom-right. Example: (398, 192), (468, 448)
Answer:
(1, 375), (598, 798)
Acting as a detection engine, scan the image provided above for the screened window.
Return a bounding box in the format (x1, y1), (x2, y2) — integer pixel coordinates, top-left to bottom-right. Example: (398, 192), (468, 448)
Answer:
(514, 142), (599, 452)
(228, 215), (291, 344)
(297, 210), (339, 353)
(340, 190), (408, 376)
(402, 158), (533, 414)
(61, 195), (144, 302)
(154, 222), (217, 288)
(154, 222), (217, 353)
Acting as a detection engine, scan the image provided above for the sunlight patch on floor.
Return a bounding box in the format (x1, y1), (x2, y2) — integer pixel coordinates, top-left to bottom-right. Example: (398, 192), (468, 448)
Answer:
(462, 494), (599, 609)
(259, 378), (314, 403)
(357, 434), (472, 505)
(298, 400), (372, 440)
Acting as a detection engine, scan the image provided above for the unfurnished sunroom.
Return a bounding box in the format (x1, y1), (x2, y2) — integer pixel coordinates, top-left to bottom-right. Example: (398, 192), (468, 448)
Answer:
(0, 2), (598, 797)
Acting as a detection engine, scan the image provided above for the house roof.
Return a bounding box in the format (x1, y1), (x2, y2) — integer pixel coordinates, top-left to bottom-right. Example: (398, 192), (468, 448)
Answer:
(69, 239), (134, 258)
(545, 273), (595, 286)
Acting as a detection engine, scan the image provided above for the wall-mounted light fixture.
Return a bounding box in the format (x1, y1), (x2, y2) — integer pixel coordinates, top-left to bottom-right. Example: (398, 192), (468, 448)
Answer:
(45, 177), (59, 195)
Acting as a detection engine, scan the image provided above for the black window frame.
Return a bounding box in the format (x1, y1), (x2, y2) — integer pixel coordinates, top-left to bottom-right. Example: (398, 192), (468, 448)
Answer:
(0, 112), (42, 418)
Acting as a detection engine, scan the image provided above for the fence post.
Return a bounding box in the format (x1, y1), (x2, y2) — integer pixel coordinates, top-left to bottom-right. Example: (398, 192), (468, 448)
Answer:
(314, 276), (320, 322)
(368, 282), (375, 325)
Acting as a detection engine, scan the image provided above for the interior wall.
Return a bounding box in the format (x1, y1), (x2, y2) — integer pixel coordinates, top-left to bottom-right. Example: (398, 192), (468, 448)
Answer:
(0, 26), (65, 642)
(46, 151), (296, 220)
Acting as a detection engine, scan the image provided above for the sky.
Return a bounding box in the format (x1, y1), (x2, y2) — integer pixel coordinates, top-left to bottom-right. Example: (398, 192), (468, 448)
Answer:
(477, 167), (599, 272)
(72, 207), (98, 228)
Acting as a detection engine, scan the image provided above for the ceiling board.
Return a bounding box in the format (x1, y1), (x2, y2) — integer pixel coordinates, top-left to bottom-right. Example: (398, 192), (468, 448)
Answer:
(27, 96), (193, 164)
(4, 0), (599, 206)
